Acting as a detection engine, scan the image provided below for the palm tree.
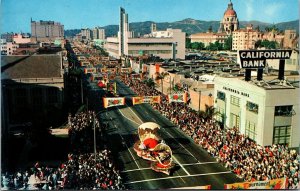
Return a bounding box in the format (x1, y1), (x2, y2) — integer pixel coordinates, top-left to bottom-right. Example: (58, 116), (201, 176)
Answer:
(155, 72), (169, 94)
(144, 78), (156, 90)
(204, 104), (219, 120)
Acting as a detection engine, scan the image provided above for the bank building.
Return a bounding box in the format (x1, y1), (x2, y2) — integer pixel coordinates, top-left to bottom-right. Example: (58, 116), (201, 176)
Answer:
(214, 66), (299, 148)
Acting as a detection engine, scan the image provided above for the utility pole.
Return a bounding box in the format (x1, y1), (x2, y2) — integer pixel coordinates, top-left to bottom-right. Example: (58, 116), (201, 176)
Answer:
(93, 112), (96, 160)
(81, 78), (84, 104)
(198, 90), (201, 113)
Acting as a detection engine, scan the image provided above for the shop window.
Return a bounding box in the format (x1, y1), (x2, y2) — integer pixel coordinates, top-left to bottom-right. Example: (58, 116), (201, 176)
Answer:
(246, 101), (259, 114)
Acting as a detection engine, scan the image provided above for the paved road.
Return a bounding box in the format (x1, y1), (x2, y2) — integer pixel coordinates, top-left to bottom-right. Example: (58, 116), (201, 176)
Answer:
(87, 78), (242, 189)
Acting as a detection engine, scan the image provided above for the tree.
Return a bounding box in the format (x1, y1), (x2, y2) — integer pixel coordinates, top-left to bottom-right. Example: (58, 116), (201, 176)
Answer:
(255, 40), (262, 48)
(144, 78), (156, 89)
(190, 42), (205, 50)
(224, 36), (232, 50)
(186, 38), (192, 49)
(204, 104), (219, 120)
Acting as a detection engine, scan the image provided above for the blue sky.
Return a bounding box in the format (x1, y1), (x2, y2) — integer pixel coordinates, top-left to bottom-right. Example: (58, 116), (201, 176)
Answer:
(0, 0), (298, 33)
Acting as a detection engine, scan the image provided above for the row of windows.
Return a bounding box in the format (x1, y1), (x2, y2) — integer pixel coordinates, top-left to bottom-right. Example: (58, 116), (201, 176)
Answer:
(128, 50), (172, 54)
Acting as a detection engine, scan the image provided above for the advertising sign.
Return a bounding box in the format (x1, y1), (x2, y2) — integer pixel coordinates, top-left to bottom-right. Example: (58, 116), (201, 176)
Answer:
(84, 68), (96, 74)
(224, 178), (288, 189)
(168, 92), (187, 103)
(103, 97), (125, 108)
(238, 50), (292, 68)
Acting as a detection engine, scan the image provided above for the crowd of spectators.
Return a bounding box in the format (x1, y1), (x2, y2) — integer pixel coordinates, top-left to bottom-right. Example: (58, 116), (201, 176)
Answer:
(122, 77), (300, 189)
(2, 111), (125, 190)
(68, 111), (100, 153)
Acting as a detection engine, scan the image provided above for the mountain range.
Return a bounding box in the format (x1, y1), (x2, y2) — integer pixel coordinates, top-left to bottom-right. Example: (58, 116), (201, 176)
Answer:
(64, 18), (299, 37)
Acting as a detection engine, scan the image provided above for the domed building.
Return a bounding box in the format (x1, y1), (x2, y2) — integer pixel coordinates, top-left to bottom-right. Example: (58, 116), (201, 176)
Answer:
(218, 0), (239, 34)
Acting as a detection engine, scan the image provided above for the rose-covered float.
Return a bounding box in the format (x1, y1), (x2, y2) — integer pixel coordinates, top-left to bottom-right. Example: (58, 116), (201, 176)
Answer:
(133, 122), (175, 175)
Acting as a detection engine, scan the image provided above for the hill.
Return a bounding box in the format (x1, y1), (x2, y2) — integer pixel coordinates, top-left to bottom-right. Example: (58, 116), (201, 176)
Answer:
(64, 19), (299, 37)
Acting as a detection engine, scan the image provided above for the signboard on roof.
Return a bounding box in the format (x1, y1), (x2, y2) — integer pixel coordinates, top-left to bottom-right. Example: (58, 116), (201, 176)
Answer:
(238, 50), (292, 69)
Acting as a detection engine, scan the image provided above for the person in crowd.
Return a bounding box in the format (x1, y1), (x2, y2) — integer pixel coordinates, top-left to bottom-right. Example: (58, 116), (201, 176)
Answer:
(121, 76), (300, 189)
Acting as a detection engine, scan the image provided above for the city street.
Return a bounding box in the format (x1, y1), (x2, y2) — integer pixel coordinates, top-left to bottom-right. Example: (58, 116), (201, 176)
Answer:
(89, 79), (242, 189)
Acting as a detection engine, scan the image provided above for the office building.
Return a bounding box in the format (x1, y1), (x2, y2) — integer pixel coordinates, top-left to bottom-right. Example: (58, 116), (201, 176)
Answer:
(214, 76), (299, 148)
(106, 7), (185, 59)
(31, 19), (64, 42)
(232, 25), (262, 50)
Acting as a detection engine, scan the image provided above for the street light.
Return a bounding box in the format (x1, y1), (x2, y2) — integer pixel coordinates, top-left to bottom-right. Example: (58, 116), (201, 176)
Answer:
(93, 112), (96, 160)
(194, 88), (201, 113)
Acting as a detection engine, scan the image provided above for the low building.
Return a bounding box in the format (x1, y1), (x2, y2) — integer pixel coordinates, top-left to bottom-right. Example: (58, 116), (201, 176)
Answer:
(189, 31), (228, 46)
(214, 76), (299, 148)
(0, 42), (19, 55)
(106, 28), (186, 60)
(13, 33), (31, 44)
(105, 8), (185, 59)
(1, 54), (65, 134)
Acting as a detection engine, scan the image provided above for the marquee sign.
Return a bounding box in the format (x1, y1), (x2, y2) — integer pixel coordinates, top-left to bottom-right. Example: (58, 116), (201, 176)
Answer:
(238, 50), (292, 68)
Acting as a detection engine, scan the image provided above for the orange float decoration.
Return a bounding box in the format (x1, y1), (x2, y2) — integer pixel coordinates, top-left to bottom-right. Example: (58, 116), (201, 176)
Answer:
(133, 122), (175, 175)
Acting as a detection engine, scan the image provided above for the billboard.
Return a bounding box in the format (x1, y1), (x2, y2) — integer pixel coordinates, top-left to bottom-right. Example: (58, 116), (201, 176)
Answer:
(238, 50), (292, 68)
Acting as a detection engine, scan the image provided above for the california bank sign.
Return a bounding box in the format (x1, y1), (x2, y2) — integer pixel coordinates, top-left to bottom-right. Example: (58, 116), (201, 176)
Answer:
(238, 50), (292, 68)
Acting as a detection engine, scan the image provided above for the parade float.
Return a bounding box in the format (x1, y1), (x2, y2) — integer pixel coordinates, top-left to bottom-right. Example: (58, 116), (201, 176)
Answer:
(133, 122), (175, 175)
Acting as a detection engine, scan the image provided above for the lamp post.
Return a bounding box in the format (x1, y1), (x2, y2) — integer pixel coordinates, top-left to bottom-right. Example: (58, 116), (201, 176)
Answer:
(198, 90), (201, 113)
(93, 112), (96, 160)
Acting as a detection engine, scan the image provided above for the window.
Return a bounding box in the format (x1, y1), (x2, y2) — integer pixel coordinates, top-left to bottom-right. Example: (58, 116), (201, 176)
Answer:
(230, 113), (240, 129)
(273, 126), (291, 145)
(215, 107), (225, 122)
(275, 105), (294, 116)
(246, 101), (259, 114)
(245, 121), (257, 141)
(217, 91), (225, 101)
(230, 95), (240, 107)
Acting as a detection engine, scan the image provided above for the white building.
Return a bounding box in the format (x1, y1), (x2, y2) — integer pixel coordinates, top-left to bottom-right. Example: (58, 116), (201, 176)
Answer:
(267, 49), (299, 72)
(13, 34), (31, 44)
(214, 76), (299, 148)
(1, 41), (19, 55)
(105, 7), (185, 59)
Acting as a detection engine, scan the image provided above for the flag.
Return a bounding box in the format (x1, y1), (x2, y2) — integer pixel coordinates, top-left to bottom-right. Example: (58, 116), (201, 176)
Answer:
(132, 96), (161, 105)
(132, 97), (144, 105)
(107, 82), (116, 94)
(103, 97), (125, 108)
(224, 178), (288, 189)
(167, 92), (187, 103)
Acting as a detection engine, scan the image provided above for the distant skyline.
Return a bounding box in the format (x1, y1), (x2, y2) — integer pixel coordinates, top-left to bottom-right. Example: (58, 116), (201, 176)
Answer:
(0, 0), (298, 33)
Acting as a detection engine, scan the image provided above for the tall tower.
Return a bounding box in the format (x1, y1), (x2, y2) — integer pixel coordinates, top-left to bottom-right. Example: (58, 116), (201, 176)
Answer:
(118, 7), (130, 56)
(218, 0), (239, 34)
(151, 23), (157, 33)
